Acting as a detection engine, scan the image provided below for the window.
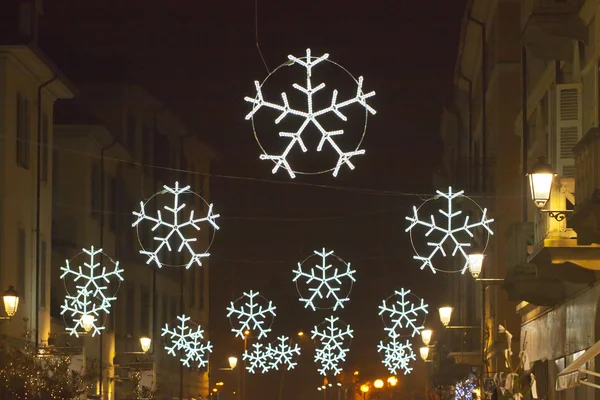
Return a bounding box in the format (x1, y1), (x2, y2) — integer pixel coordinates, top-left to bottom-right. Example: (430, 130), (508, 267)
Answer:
(140, 285), (150, 336)
(41, 115), (49, 182)
(16, 93), (30, 169)
(91, 163), (101, 218)
(17, 225), (26, 301)
(198, 267), (205, 310)
(39, 239), (47, 308)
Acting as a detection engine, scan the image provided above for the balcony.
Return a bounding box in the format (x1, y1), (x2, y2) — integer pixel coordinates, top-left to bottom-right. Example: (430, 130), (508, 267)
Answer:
(572, 127), (600, 245)
(522, 0), (586, 61)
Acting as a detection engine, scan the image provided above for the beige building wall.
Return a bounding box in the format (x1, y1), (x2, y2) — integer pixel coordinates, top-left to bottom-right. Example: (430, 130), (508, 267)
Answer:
(0, 45), (73, 344)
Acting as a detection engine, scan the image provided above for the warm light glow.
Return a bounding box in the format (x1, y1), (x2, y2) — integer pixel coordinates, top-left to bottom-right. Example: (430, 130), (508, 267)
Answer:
(337, 383), (342, 387)
(228, 356), (238, 369)
(216, 382), (224, 386)
(473, 388), (481, 399)
(354, 370), (359, 376)
(421, 329), (433, 346)
(420, 346), (430, 361)
(2, 286), (19, 317)
(528, 156), (555, 208)
(212, 388), (218, 393)
(244, 329), (251, 337)
(467, 253), (485, 279)
(438, 306), (453, 327)
(297, 331), (304, 337)
(387, 376), (398, 387)
(360, 384), (370, 393)
(374, 379), (384, 389)
(139, 336), (151, 353)
(81, 314), (95, 332)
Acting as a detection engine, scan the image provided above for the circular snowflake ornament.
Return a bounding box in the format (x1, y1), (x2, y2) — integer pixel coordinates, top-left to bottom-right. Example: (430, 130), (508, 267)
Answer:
(405, 186), (494, 274)
(377, 332), (416, 376)
(161, 315), (213, 369)
(267, 335), (301, 371)
(379, 288), (429, 338)
(311, 315), (354, 376)
(227, 290), (277, 339)
(293, 248), (356, 311)
(244, 48), (376, 179)
(132, 181), (220, 269)
(60, 246), (124, 337)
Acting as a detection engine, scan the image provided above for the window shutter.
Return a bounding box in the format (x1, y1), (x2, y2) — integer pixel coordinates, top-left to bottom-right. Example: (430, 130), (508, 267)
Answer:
(555, 83), (582, 178)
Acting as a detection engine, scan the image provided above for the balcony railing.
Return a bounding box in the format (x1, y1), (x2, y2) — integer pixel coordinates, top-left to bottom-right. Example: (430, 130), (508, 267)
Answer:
(522, 0), (584, 30)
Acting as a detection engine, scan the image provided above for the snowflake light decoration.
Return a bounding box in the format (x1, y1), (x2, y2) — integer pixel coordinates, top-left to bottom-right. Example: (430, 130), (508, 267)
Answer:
(379, 288), (429, 338)
(377, 333), (416, 375)
(132, 181), (220, 269)
(406, 186), (494, 274)
(244, 48), (376, 178)
(267, 336), (301, 371)
(161, 315), (213, 368)
(312, 315), (353, 376)
(227, 290), (277, 339)
(60, 246), (124, 337)
(293, 248), (356, 311)
(243, 342), (272, 374)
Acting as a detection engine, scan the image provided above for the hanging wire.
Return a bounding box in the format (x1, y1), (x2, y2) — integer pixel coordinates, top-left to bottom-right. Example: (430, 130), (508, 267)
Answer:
(254, 0), (270, 74)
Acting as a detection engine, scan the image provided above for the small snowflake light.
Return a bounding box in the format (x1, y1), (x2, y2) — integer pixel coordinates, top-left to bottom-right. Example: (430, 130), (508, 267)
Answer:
(406, 186), (494, 274)
(377, 333), (416, 375)
(293, 248), (356, 311)
(312, 315), (353, 376)
(161, 315), (213, 368)
(244, 48), (376, 178)
(243, 342), (272, 374)
(227, 290), (277, 339)
(454, 376), (477, 400)
(379, 288), (429, 338)
(132, 181), (220, 269)
(60, 246), (124, 337)
(267, 336), (301, 371)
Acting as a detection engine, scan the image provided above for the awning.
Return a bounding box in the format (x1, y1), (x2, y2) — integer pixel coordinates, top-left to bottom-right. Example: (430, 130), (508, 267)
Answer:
(556, 341), (600, 391)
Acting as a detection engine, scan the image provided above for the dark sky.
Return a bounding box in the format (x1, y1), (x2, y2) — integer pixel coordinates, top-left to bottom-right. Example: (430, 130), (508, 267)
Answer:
(39, 1), (466, 399)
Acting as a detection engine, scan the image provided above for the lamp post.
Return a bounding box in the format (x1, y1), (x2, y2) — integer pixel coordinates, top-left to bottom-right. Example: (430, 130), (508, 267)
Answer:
(527, 156), (571, 221)
(228, 356), (240, 398)
(360, 384), (369, 400)
(1, 286), (19, 319)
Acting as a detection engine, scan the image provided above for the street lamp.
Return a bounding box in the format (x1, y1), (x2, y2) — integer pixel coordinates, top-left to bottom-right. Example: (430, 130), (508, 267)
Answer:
(81, 314), (95, 333)
(419, 346), (430, 361)
(421, 329), (433, 346)
(467, 253), (485, 279)
(2, 286), (19, 317)
(527, 156), (555, 209)
(228, 356), (238, 369)
(360, 384), (369, 399)
(374, 379), (384, 389)
(438, 306), (453, 327)
(139, 337), (152, 353)
(387, 376), (398, 387)
(297, 331), (304, 337)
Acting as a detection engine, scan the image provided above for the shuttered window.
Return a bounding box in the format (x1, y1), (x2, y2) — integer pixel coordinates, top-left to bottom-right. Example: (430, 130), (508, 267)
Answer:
(555, 83), (582, 178)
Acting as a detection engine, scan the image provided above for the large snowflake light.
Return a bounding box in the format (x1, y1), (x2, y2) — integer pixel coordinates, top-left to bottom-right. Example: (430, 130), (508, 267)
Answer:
(161, 315), (213, 368)
(227, 291), (277, 339)
(243, 342), (272, 374)
(379, 288), (429, 338)
(132, 181), (220, 269)
(268, 336), (301, 371)
(60, 246), (124, 337)
(293, 248), (356, 311)
(312, 316), (354, 376)
(244, 48), (376, 178)
(377, 333), (416, 375)
(406, 186), (494, 274)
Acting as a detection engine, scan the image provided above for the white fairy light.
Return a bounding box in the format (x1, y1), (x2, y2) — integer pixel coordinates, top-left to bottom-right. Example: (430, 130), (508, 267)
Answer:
(379, 288), (429, 338)
(245, 48), (376, 178)
(227, 290), (277, 339)
(405, 186), (494, 274)
(267, 336), (301, 371)
(312, 315), (354, 376)
(377, 332), (416, 375)
(132, 181), (220, 269)
(292, 248), (356, 311)
(60, 246), (124, 337)
(161, 315), (213, 368)
(243, 342), (272, 374)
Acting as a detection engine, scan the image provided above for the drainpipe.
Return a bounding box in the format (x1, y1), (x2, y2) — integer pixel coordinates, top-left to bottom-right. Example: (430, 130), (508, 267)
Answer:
(35, 76), (57, 353)
(468, 16), (487, 192)
(99, 136), (118, 399)
(521, 47), (529, 223)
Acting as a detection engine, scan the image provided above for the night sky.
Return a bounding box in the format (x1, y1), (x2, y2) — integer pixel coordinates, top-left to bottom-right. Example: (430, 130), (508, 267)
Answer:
(38, 1), (466, 398)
